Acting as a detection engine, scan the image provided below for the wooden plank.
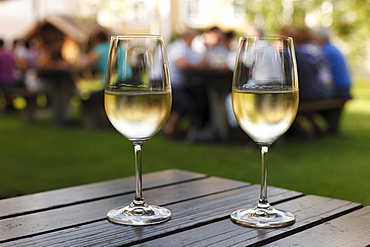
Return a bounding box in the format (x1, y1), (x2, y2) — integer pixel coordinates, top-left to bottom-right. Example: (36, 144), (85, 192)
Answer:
(0, 175), (249, 244)
(0, 169), (206, 219)
(130, 195), (362, 247)
(72, 187), (299, 247)
(0, 184), (301, 246)
(264, 206), (370, 247)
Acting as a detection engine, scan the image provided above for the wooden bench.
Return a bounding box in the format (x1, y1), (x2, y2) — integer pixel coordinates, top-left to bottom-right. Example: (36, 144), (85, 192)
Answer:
(298, 98), (349, 135)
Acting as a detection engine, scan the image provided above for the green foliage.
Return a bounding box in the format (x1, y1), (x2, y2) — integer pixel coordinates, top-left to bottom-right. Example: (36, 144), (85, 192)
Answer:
(241, 0), (370, 67)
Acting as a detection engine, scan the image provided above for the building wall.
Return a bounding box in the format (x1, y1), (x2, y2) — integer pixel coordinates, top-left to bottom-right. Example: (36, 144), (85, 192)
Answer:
(99, 0), (248, 40)
(0, 0), (248, 46)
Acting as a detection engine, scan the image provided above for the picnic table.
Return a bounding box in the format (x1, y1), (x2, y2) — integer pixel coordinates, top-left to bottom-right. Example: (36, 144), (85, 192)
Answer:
(0, 169), (368, 246)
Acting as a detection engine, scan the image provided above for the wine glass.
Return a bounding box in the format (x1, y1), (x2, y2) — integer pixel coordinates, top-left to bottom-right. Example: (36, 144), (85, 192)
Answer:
(104, 35), (172, 225)
(230, 36), (299, 227)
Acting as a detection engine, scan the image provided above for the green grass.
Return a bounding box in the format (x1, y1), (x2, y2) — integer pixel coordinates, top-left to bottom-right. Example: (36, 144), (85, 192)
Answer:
(1, 78), (369, 206)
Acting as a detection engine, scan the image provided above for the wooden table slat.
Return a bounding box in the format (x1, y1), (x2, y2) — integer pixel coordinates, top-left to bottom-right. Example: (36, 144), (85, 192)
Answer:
(0, 175), (249, 243)
(0, 185), (301, 246)
(132, 195), (362, 247)
(0, 169), (365, 247)
(0, 169), (206, 219)
(264, 206), (370, 247)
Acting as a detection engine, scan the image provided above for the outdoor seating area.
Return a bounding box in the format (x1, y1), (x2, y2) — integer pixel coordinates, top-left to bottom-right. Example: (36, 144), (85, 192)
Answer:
(1, 80), (350, 144)
(180, 67), (350, 142)
(0, 13), (352, 142)
(1, 1), (370, 246)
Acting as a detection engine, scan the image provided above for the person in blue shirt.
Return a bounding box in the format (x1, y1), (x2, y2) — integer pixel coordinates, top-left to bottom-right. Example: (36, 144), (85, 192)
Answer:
(78, 27), (132, 129)
(316, 28), (352, 99)
(90, 35), (110, 82)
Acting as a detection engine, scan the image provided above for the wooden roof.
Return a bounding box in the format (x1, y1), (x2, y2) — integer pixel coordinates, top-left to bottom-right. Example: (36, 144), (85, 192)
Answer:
(22, 15), (94, 43)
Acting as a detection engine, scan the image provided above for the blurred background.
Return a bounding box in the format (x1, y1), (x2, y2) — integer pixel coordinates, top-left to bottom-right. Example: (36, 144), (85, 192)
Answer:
(0, 0), (369, 206)
(1, 0), (369, 72)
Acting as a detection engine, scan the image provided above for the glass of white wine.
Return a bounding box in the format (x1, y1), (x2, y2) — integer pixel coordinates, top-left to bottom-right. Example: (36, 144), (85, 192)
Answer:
(230, 36), (299, 227)
(104, 35), (172, 225)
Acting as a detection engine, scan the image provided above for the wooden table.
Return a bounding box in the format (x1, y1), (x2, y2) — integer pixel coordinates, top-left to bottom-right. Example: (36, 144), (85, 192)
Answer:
(0, 169), (368, 246)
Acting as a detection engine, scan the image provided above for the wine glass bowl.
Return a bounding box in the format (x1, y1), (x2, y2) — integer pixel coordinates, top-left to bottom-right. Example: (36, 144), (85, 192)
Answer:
(230, 36), (298, 228)
(104, 35), (172, 225)
(104, 89), (171, 142)
(232, 87), (298, 145)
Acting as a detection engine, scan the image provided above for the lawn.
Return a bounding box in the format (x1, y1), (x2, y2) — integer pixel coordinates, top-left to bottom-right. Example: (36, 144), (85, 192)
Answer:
(0, 77), (369, 206)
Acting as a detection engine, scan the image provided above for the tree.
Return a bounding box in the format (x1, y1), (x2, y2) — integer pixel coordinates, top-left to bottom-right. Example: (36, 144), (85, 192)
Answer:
(241, 0), (370, 68)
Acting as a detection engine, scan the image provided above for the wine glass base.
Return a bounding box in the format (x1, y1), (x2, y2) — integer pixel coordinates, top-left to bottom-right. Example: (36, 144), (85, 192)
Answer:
(231, 205), (295, 228)
(107, 204), (171, 225)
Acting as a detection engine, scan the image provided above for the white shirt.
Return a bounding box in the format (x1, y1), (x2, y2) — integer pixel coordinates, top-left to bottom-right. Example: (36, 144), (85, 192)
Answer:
(167, 38), (203, 89)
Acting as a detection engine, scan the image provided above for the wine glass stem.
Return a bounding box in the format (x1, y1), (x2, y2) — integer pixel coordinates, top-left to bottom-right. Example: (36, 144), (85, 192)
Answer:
(133, 143), (145, 206)
(258, 145), (270, 209)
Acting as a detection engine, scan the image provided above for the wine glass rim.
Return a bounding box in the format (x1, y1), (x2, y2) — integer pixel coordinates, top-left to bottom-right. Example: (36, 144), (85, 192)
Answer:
(111, 34), (163, 39)
(241, 36), (293, 41)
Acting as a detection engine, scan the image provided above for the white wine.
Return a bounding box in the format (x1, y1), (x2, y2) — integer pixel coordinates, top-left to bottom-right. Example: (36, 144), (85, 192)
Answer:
(105, 91), (172, 142)
(232, 89), (298, 145)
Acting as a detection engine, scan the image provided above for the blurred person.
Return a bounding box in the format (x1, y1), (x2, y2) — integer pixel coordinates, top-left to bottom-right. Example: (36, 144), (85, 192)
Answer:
(77, 27), (113, 129)
(315, 27), (352, 99)
(280, 26), (318, 102)
(79, 27), (111, 83)
(78, 27), (133, 129)
(227, 25), (280, 78)
(224, 31), (237, 49)
(0, 39), (17, 113)
(225, 26), (263, 131)
(11, 40), (28, 87)
(280, 26), (330, 139)
(163, 28), (207, 139)
(224, 30), (238, 70)
(23, 40), (43, 93)
(295, 26), (333, 100)
(203, 26), (230, 70)
(36, 29), (77, 126)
